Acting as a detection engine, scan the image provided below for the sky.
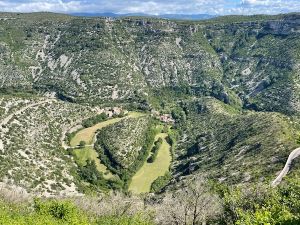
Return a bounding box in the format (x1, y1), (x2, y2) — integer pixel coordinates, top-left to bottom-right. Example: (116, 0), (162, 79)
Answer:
(0, 0), (299, 15)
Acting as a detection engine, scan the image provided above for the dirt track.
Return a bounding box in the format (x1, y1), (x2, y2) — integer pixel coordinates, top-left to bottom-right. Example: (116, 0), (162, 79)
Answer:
(0, 99), (55, 127)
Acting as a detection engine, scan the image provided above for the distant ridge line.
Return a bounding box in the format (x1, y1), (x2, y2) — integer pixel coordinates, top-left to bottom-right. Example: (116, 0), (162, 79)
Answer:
(70, 12), (217, 20)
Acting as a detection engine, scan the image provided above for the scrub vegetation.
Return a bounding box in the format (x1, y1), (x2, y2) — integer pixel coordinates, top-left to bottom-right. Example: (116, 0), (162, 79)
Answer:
(1, 12), (300, 224)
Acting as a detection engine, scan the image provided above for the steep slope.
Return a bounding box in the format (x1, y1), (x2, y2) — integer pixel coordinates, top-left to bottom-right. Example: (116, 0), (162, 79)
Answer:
(172, 98), (299, 186)
(0, 95), (101, 196)
(0, 13), (222, 104)
(1, 12), (300, 194)
(206, 14), (300, 114)
(0, 13), (299, 113)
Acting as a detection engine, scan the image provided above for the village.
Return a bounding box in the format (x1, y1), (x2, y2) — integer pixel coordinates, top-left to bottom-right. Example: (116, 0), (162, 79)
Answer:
(95, 107), (175, 124)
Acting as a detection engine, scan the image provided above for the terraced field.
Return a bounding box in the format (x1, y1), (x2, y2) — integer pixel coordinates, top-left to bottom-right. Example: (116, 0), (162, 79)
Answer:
(129, 133), (172, 194)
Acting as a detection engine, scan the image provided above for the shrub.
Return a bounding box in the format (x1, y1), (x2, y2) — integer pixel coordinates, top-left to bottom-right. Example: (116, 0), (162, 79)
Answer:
(34, 199), (80, 221)
(96, 215), (154, 225)
(150, 172), (171, 193)
(82, 113), (108, 128)
(65, 132), (76, 145)
(215, 178), (300, 225)
(147, 138), (163, 163)
(79, 141), (86, 148)
(78, 160), (105, 186)
(0, 198), (154, 225)
(0, 199), (90, 225)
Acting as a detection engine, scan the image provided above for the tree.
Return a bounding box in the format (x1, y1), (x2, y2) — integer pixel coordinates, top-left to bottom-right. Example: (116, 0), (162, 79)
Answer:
(217, 179), (300, 225)
(150, 172), (171, 193)
(156, 177), (222, 225)
(171, 109), (186, 123)
(78, 160), (103, 185)
(147, 138), (163, 163)
(79, 141), (86, 148)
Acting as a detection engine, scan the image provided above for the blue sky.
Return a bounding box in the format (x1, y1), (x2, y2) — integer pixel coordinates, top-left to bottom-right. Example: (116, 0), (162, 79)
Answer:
(0, 0), (299, 15)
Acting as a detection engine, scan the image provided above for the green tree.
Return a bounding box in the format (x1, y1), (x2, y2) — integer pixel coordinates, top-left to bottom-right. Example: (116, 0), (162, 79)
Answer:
(78, 160), (104, 185)
(79, 141), (86, 148)
(216, 178), (300, 225)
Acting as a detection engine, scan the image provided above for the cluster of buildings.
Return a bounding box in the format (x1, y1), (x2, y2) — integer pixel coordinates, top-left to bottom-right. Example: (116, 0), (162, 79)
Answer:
(93, 107), (175, 123)
(96, 107), (127, 118)
(151, 110), (175, 124)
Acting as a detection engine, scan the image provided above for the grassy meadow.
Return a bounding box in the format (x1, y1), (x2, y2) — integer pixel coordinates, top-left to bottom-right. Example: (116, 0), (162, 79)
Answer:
(70, 112), (145, 146)
(128, 133), (172, 194)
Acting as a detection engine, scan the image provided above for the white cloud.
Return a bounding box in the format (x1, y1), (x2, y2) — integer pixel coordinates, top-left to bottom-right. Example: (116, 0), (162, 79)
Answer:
(239, 0), (300, 15)
(0, 0), (298, 15)
(242, 0), (276, 6)
(0, 0), (87, 12)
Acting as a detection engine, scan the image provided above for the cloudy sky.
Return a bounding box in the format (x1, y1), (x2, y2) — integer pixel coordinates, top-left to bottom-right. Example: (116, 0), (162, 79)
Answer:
(0, 0), (299, 15)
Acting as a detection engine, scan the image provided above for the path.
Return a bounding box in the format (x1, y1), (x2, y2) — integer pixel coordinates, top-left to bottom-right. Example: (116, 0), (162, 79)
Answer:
(272, 147), (300, 187)
(64, 111), (146, 179)
(0, 99), (55, 127)
(0, 99), (55, 153)
(62, 111), (145, 149)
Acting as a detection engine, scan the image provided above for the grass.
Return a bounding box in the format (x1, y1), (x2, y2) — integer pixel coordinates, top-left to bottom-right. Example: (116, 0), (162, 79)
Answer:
(70, 112), (145, 147)
(72, 147), (114, 179)
(128, 133), (172, 194)
(70, 111), (146, 180)
(70, 118), (125, 146)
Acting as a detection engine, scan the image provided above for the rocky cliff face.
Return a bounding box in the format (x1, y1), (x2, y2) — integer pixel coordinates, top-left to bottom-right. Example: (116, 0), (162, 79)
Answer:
(205, 14), (300, 114)
(1, 13), (299, 114)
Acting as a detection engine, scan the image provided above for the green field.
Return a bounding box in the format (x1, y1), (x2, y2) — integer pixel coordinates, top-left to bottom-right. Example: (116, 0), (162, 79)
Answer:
(70, 111), (146, 179)
(70, 112), (145, 147)
(128, 133), (172, 194)
(72, 146), (114, 179)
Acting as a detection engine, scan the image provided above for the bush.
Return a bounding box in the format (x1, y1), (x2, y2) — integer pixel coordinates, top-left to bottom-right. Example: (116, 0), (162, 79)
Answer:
(79, 141), (86, 148)
(215, 178), (300, 225)
(65, 132), (76, 145)
(34, 199), (83, 222)
(96, 215), (154, 225)
(147, 138), (163, 163)
(150, 172), (171, 193)
(0, 199), (153, 225)
(78, 160), (105, 186)
(0, 199), (90, 225)
(82, 113), (108, 128)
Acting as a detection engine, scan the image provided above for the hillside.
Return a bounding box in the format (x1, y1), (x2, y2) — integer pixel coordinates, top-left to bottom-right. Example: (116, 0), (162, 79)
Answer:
(172, 97), (299, 185)
(0, 13), (298, 112)
(0, 12), (300, 201)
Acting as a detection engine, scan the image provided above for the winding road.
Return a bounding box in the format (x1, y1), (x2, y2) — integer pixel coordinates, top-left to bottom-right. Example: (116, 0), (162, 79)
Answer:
(0, 99), (55, 152)
(0, 99), (55, 127)
(2, 101), (299, 189)
(271, 147), (300, 187)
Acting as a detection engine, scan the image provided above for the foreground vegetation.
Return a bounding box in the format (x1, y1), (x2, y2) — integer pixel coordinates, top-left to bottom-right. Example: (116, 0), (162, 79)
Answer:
(218, 177), (300, 224)
(0, 198), (153, 225)
(2, 177), (300, 225)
